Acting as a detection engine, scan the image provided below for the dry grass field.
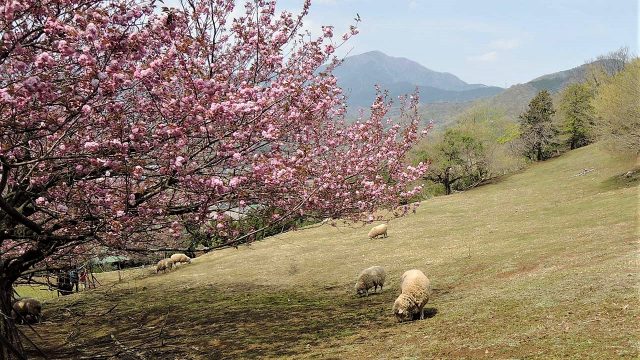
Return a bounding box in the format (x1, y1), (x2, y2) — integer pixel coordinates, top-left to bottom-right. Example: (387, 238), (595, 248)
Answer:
(21, 143), (639, 359)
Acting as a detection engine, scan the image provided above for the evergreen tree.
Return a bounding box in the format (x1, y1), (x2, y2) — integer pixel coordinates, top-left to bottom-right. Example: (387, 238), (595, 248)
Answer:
(559, 83), (596, 150)
(519, 90), (558, 161)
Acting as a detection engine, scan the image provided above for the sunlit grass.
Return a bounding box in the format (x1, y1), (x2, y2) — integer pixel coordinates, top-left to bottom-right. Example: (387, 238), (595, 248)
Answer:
(24, 143), (639, 359)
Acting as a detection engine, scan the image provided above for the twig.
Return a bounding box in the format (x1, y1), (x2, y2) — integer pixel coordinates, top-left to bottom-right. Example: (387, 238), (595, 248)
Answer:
(14, 325), (47, 358)
(98, 304), (118, 317)
(111, 334), (147, 360)
(158, 311), (170, 347)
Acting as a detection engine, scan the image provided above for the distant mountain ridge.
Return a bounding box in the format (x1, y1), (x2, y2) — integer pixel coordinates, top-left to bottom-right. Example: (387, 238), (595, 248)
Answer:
(419, 60), (599, 125)
(477, 61), (594, 118)
(333, 50), (599, 125)
(332, 51), (504, 109)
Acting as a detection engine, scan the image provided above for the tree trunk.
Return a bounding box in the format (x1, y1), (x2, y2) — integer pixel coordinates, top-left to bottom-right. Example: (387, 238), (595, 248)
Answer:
(536, 144), (543, 161)
(0, 276), (24, 360)
(444, 167), (452, 195)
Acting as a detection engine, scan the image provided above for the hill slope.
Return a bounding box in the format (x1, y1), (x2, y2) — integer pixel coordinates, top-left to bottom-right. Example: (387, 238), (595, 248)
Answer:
(420, 61), (596, 125)
(480, 62), (593, 117)
(28, 144), (639, 359)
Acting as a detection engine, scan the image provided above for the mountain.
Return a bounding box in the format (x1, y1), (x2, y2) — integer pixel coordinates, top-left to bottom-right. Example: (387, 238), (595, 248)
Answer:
(333, 51), (599, 125)
(333, 51), (504, 109)
(477, 62), (594, 118)
(420, 61), (599, 125)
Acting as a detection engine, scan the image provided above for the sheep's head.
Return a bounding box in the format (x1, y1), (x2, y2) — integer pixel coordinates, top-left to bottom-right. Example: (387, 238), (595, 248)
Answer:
(392, 294), (415, 322)
(355, 281), (367, 296)
(31, 301), (42, 315)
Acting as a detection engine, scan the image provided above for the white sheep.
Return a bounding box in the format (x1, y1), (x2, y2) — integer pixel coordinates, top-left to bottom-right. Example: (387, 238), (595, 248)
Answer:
(156, 258), (174, 273)
(368, 223), (388, 239)
(392, 269), (431, 322)
(355, 266), (386, 296)
(170, 253), (192, 265)
(12, 298), (42, 324)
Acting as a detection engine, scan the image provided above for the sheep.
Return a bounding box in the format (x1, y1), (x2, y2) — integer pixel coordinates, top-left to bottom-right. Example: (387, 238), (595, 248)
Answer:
(12, 298), (42, 324)
(170, 253), (192, 265)
(156, 258), (174, 273)
(355, 266), (386, 296)
(368, 223), (388, 239)
(392, 269), (431, 322)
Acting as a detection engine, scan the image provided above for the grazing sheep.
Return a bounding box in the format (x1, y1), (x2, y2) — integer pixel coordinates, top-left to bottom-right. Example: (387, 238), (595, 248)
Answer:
(12, 298), (42, 324)
(170, 253), (192, 265)
(355, 266), (386, 296)
(156, 258), (174, 273)
(392, 269), (431, 322)
(368, 223), (388, 239)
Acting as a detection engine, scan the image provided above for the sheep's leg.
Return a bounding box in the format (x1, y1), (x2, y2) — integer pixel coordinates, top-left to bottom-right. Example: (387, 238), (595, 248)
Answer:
(420, 307), (425, 320)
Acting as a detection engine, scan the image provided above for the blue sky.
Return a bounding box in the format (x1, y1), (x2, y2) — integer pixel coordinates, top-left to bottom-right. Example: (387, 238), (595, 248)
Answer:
(275, 0), (638, 87)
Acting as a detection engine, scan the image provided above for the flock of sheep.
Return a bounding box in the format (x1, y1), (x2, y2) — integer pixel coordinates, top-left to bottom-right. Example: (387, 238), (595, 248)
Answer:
(12, 223), (430, 326)
(359, 223), (433, 322)
(155, 253), (192, 273)
(356, 266), (432, 321)
(10, 253), (194, 325)
(355, 224), (431, 322)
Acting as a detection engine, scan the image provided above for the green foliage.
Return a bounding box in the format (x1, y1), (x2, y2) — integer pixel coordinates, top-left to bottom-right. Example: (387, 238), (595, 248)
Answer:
(559, 83), (596, 149)
(417, 128), (487, 195)
(592, 58), (640, 153)
(455, 105), (524, 175)
(413, 104), (525, 196)
(519, 90), (559, 161)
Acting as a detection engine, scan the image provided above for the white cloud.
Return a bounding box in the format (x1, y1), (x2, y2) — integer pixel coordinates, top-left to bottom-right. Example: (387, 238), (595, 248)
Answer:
(409, 1), (419, 9)
(489, 38), (520, 50)
(468, 51), (498, 62)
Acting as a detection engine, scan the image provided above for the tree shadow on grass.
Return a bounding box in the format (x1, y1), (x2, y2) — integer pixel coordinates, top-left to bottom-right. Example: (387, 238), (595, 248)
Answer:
(25, 283), (401, 359)
(600, 168), (640, 190)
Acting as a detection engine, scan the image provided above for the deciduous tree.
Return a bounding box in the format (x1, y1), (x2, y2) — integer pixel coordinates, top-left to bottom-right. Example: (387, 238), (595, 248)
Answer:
(592, 58), (640, 154)
(418, 129), (486, 195)
(0, 0), (428, 355)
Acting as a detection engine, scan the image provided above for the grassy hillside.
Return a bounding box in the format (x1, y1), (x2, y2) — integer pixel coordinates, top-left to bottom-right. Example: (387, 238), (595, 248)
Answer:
(24, 144), (638, 359)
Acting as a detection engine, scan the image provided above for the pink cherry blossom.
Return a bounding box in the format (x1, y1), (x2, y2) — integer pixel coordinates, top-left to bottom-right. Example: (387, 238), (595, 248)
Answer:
(0, 1), (429, 350)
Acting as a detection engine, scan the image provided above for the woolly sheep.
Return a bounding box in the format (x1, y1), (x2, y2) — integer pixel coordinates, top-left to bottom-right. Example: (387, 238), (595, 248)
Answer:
(355, 266), (386, 296)
(12, 298), (42, 324)
(156, 258), (174, 273)
(368, 224), (388, 239)
(392, 269), (431, 322)
(170, 253), (192, 265)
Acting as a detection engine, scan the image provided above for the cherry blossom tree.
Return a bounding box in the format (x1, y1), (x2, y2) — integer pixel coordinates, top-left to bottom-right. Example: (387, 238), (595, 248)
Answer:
(0, 0), (428, 355)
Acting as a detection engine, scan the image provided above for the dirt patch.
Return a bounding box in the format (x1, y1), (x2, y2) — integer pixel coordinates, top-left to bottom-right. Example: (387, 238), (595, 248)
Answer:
(496, 263), (539, 279)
